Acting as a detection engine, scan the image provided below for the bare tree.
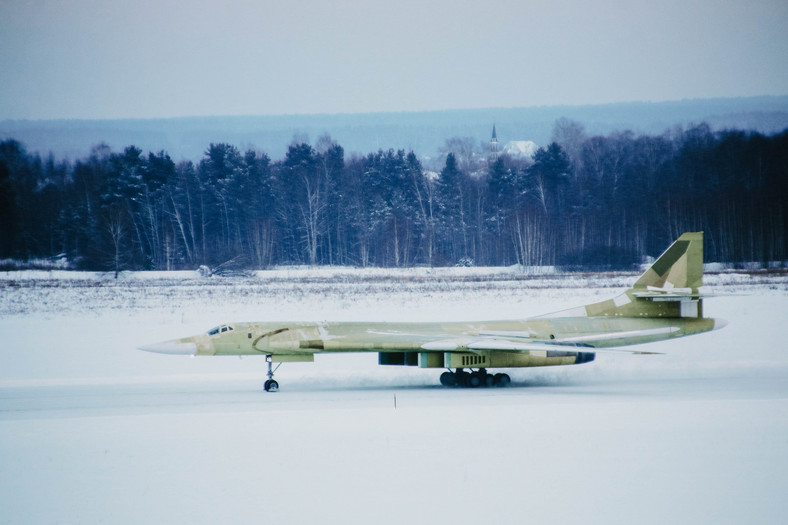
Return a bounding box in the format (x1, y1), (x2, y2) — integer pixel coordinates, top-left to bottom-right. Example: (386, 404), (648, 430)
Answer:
(440, 137), (479, 174)
(551, 118), (587, 173)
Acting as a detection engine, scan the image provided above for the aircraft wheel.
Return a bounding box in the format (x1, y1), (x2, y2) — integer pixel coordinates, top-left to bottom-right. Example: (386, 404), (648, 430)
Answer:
(467, 372), (483, 388)
(264, 379), (279, 392)
(493, 373), (511, 387)
(440, 371), (457, 387)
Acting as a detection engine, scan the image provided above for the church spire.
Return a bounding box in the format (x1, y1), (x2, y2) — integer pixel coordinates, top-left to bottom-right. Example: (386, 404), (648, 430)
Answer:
(489, 124), (499, 160)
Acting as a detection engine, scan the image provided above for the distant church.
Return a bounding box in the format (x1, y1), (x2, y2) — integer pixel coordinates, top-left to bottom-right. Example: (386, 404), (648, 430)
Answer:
(489, 125), (499, 161)
(490, 124), (538, 160)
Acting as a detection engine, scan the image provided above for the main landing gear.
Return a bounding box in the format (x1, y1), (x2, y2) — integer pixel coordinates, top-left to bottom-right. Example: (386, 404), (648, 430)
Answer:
(264, 355), (281, 392)
(439, 368), (510, 388)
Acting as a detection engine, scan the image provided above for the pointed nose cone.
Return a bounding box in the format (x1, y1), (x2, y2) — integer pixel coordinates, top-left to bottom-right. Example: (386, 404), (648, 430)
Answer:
(138, 341), (198, 355)
(713, 318), (728, 330)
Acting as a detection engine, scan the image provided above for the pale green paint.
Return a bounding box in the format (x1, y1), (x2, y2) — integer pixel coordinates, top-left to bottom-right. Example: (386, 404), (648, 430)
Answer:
(146, 232), (725, 371)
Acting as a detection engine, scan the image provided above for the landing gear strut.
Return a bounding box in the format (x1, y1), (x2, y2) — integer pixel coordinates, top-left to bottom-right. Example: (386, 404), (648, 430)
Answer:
(439, 368), (510, 388)
(263, 355), (281, 392)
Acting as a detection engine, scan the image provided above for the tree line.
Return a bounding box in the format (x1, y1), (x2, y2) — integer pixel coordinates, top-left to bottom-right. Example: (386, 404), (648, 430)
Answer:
(1, 121), (786, 272)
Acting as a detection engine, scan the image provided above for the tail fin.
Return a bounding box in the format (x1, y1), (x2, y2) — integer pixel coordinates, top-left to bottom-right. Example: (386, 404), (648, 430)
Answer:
(633, 231), (704, 292)
(573, 232), (707, 319)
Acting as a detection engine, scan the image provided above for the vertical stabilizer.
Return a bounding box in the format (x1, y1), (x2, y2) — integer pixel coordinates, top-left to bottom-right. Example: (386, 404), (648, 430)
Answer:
(634, 232), (704, 291)
(540, 232), (707, 319)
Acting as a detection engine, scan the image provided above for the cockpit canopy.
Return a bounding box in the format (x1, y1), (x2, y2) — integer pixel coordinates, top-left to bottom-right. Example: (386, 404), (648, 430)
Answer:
(207, 324), (234, 336)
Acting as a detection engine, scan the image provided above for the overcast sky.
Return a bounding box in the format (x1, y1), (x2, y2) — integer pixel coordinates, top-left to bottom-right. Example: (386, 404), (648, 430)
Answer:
(1, 0), (787, 120)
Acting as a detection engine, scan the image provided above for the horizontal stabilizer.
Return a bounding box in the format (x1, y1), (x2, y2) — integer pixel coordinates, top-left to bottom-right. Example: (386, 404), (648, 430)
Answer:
(648, 286), (692, 294)
(632, 285), (719, 300)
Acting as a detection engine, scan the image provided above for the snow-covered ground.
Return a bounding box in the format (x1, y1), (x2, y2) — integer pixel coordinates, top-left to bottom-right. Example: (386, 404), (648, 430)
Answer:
(1, 268), (787, 524)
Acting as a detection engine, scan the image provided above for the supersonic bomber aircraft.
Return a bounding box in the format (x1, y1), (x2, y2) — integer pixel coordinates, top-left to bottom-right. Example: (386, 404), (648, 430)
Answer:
(140, 232), (726, 391)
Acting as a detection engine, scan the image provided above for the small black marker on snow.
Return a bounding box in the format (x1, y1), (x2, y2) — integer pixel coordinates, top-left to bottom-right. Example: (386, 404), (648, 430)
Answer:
(394, 392), (397, 409)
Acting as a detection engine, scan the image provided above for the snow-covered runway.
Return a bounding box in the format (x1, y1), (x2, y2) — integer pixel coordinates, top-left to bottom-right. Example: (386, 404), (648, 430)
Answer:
(1, 268), (787, 524)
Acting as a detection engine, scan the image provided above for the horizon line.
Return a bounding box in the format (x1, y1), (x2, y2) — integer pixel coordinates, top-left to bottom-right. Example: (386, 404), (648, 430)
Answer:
(3, 94), (787, 123)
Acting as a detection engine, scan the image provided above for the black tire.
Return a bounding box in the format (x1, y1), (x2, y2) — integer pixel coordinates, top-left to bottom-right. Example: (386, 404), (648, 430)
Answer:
(264, 379), (279, 392)
(494, 373), (511, 387)
(468, 372), (483, 388)
(440, 371), (456, 387)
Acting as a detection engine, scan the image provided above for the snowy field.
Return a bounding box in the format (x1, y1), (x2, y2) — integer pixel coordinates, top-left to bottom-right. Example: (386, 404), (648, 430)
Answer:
(1, 267), (787, 524)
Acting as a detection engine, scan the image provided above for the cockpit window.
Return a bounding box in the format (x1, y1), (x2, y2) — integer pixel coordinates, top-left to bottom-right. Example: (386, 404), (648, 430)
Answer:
(208, 324), (234, 336)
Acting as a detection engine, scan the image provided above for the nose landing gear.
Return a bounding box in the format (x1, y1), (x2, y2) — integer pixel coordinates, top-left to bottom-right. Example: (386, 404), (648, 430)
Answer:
(264, 355), (281, 392)
(439, 368), (510, 388)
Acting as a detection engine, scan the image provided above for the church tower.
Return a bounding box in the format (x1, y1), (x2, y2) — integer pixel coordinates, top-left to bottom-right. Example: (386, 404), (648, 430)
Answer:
(489, 124), (499, 161)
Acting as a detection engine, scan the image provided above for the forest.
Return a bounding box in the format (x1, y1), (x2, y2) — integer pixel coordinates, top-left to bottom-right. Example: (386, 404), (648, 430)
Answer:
(1, 120), (786, 272)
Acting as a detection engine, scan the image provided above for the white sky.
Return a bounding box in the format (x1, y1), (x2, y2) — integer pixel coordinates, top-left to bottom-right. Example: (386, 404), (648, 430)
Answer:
(1, 0), (787, 120)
